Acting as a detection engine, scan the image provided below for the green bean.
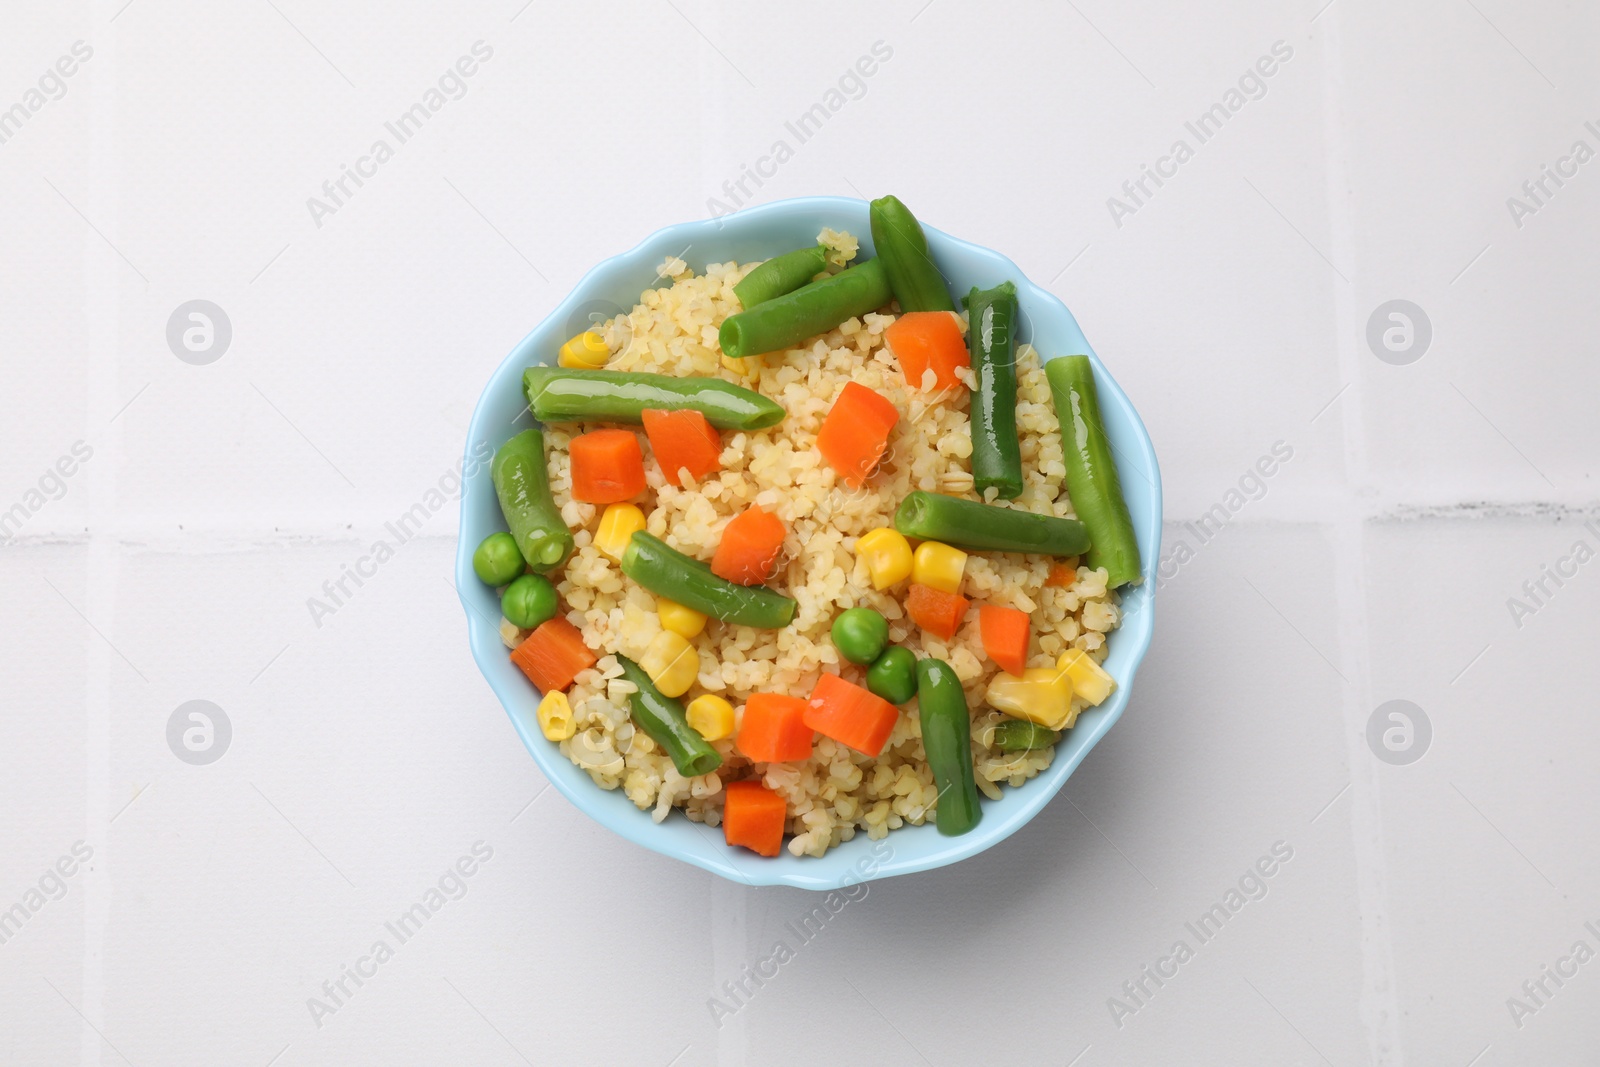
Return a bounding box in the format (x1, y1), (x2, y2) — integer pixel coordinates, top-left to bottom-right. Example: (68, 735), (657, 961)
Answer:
(621, 532), (796, 629)
(964, 282), (1022, 499)
(915, 658), (982, 836)
(523, 367), (785, 431)
(617, 654), (722, 778)
(719, 258), (891, 358)
(869, 195), (954, 313)
(491, 430), (573, 573)
(1045, 355), (1140, 588)
(733, 244), (829, 309)
(992, 719), (1058, 752)
(894, 491), (1090, 558)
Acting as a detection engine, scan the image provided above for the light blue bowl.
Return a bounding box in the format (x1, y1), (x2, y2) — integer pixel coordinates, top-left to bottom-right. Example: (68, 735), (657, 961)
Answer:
(457, 196), (1161, 890)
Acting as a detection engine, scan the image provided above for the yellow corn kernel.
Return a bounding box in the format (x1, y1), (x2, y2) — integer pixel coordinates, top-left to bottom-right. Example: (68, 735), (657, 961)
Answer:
(1057, 649), (1116, 706)
(984, 668), (1074, 730)
(558, 330), (610, 369)
(594, 503), (645, 562)
(536, 690), (576, 741)
(685, 694), (735, 741)
(640, 630), (698, 698)
(856, 527), (913, 590)
(658, 598), (708, 639)
(722, 351), (762, 380)
(912, 540), (967, 594)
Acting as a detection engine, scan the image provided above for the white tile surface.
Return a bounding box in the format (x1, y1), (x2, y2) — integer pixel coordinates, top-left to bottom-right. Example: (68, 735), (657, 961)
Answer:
(2, 1), (1595, 1064)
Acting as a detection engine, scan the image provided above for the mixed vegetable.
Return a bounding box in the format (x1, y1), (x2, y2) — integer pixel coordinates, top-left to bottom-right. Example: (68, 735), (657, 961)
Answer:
(468, 195), (1141, 858)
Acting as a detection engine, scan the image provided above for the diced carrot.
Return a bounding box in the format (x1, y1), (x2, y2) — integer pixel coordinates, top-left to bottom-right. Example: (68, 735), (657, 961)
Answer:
(641, 408), (722, 487)
(711, 505), (787, 585)
(804, 673), (900, 757)
(569, 428), (645, 503)
(906, 582), (969, 641)
(817, 381), (898, 488)
(510, 616), (596, 693)
(979, 604), (1031, 677)
(736, 693), (813, 763)
(723, 780), (787, 857)
(885, 311), (969, 393)
(1045, 558), (1080, 587)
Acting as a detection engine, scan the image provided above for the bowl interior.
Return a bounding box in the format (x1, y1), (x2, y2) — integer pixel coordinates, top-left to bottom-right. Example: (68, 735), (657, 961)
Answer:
(457, 196), (1161, 890)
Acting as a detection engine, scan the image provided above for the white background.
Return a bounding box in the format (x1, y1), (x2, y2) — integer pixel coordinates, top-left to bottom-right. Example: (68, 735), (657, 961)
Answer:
(3, 0), (1597, 1064)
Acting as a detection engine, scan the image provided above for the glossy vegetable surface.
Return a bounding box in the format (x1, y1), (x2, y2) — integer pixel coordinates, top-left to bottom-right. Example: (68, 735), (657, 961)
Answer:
(817, 381), (898, 488)
(965, 282), (1022, 498)
(865, 646), (917, 705)
(733, 244), (829, 308)
(885, 311), (968, 394)
(1045, 355), (1141, 587)
(569, 428), (646, 504)
(894, 491), (1090, 558)
(736, 693), (814, 763)
(905, 582), (969, 641)
(916, 658), (982, 836)
(868, 195), (954, 313)
(617, 654), (722, 777)
(803, 673), (899, 758)
(524, 367), (785, 431)
(723, 780), (787, 856)
(501, 574), (558, 629)
(492, 429), (574, 573)
(831, 607), (889, 665)
(472, 532), (525, 586)
(711, 505), (787, 586)
(719, 258), (892, 358)
(641, 408), (722, 486)
(621, 532), (797, 629)
(510, 617), (595, 694)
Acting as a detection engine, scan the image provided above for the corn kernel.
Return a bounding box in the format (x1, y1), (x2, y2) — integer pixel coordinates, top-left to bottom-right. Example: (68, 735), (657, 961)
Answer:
(1057, 649), (1116, 706)
(594, 503), (645, 562)
(658, 598), (708, 639)
(685, 694), (735, 741)
(984, 668), (1073, 730)
(558, 330), (610, 369)
(722, 351), (762, 380)
(640, 630), (698, 698)
(912, 540), (967, 594)
(855, 527), (913, 590)
(536, 690), (576, 741)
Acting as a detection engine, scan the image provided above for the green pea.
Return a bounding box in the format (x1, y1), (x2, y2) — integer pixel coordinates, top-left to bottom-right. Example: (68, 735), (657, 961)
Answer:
(473, 532), (526, 586)
(832, 607), (889, 666)
(501, 574), (557, 629)
(866, 646), (917, 705)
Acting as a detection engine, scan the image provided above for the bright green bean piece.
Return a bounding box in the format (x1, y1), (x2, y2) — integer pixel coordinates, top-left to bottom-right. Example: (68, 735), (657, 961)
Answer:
(894, 492), (1090, 558)
(733, 245), (829, 309)
(965, 282), (1022, 499)
(719, 259), (892, 358)
(869, 195), (955, 313)
(492, 430), (573, 573)
(1045, 355), (1140, 588)
(523, 368), (785, 431)
(916, 657), (982, 836)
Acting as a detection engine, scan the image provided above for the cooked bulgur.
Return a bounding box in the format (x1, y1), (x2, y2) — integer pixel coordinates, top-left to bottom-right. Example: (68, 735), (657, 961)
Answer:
(500, 233), (1120, 857)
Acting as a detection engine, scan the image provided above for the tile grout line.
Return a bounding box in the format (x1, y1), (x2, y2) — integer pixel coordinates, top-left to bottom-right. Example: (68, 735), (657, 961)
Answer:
(80, 20), (122, 1066)
(1318, 15), (1403, 1066)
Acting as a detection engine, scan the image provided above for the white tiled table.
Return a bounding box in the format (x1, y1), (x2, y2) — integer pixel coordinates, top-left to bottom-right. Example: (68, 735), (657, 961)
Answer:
(4, 2), (1596, 1063)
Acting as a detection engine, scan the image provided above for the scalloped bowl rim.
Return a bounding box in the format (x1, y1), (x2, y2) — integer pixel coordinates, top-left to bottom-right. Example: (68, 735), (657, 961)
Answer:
(457, 196), (1161, 890)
